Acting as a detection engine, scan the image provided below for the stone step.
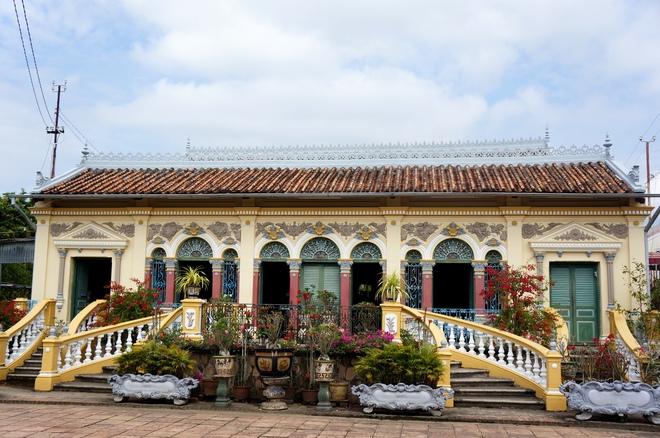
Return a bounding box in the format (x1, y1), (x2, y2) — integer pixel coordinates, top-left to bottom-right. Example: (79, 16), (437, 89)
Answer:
(53, 380), (113, 394)
(450, 376), (516, 387)
(453, 395), (546, 410)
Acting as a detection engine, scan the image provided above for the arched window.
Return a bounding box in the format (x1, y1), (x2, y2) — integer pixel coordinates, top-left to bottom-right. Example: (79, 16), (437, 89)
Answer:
(433, 239), (474, 261)
(260, 242), (290, 260)
(177, 237), (213, 259)
(350, 242), (382, 260)
(300, 238), (340, 297)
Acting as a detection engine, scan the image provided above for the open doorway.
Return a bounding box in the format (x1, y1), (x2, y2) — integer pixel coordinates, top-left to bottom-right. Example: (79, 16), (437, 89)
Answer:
(432, 263), (472, 309)
(351, 263), (382, 305)
(261, 261), (290, 305)
(177, 261), (212, 301)
(71, 257), (112, 319)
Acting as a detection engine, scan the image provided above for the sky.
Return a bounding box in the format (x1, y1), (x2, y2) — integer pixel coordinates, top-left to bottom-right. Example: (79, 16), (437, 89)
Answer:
(1, 0), (660, 194)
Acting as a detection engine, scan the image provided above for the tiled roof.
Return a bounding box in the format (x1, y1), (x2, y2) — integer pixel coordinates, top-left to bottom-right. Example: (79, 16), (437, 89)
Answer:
(37, 162), (635, 195)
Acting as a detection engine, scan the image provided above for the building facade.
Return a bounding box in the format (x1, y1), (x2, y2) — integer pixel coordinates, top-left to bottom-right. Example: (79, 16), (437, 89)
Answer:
(27, 133), (649, 344)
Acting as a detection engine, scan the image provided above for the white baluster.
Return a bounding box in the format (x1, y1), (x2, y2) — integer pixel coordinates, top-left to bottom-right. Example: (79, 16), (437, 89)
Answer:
(115, 329), (124, 354)
(73, 342), (82, 366)
(83, 338), (93, 363)
(125, 329), (134, 353)
(532, 353), (540, 382)
(515, 346), (525, 373)
(57, 345), (65, 371)
(539, 359), (547, 388)
(523, 349), (533, 377)
(104, 333), (113, 357)
(467, 328), (475, 354)
(448, 323), (456, 349)
(94, 334), (104, 360)
(506, 340), (515, 368)
(477, 333), (486, 358)
(458, 327), (466, 352)
(497, 338), (505, 364)
(487, 335), (495, 361)
(62, 344), (72, 370)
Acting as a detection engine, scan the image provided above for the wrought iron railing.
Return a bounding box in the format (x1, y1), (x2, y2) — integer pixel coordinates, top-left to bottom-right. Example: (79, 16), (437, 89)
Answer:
(201, 303), (382, 347)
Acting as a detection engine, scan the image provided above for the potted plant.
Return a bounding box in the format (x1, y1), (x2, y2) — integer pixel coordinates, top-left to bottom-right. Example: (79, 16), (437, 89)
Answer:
(209, 302), (243, 406)
(175, 265), (210, 298)
(560, 334), (660, 424)
(108, 340), (198, 406)
(375, 271), (409, 302)
(351, 330), (453, 415)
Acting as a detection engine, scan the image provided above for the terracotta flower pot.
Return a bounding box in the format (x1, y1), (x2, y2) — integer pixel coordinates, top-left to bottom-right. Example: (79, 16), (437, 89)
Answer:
(202, 379), (219, 398)
(283, 386), (297, 404)
(232, 385), (251, 401)
(329, 381), (350, 402)
(301, 388), (319, 404)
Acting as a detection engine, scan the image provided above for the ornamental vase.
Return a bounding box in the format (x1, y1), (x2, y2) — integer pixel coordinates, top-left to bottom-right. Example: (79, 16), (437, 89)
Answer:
(253, 347), (294, 378)
(212, 355), (236, 378)
(314, 359), (335, 382)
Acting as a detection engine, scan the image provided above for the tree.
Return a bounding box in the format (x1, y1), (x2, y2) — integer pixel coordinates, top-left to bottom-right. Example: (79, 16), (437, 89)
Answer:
(0, 191), (35, 299)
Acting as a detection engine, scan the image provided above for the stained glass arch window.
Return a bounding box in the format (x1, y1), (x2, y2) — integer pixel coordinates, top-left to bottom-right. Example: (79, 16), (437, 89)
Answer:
(300, 237), (340, 260)
(260, 242), (290, 260)
(177, 237), (213, 259)
(350, 242), (382, 260)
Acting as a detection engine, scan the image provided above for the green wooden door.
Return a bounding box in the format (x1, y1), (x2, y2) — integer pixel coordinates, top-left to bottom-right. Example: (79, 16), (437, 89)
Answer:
(550, 263), (599, 343)
(301, 263), (340, 297)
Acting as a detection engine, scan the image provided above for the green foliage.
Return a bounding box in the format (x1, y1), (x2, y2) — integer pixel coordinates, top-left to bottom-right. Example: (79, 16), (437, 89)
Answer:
(0, 263), (32, 300)
(375, 271), (409, 302)
(115, 340), (196, 378)
(309, 323), (341, 359)
(354, 334), (445, 386)
(0, 300), (27, 330)
(573, 334), (629, 382)
(91, 279), (157, 327)
(175, 266), (210, 293)
(0, 192), (35, 239)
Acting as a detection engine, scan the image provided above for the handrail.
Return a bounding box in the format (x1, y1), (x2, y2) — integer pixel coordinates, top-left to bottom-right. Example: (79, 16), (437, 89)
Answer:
(381, 303), (565, 411)
(35, 307), (182, 391)
(0, 299), (56, 380)
(68, 300), (106, 334)
(608, 309), (644, 382)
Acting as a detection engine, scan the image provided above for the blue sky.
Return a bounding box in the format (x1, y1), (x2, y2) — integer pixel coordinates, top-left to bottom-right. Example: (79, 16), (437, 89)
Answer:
(1, 0), (660, 194)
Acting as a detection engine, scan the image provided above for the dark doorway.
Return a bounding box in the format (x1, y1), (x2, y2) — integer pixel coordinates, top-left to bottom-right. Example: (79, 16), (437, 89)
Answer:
(177, 260), (212, 301)
(71, 257), (112, 319)
(261, 261), (290, 305)
(432, 263), (472, 309)
(351, 263), (382, 305)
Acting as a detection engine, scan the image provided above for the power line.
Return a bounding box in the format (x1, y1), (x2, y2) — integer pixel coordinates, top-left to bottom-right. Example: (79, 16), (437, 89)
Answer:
(12, 0), (49, 127)
(625, 109), (660, 167)
(20, 0), (53, 125)
(59, 111), (100, 152)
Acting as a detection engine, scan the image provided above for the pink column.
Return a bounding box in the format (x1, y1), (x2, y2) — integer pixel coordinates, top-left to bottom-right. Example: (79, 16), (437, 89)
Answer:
(421, 261), (434, 309)
(339, 260), (353, 307)
(288, 259), (302, 306)
(144, 258), (153, 289)
(473, 261), (486, 311)
(165, 259), (177, 304)
(252, 260), (260, 304)
(211, 259), (223, 299)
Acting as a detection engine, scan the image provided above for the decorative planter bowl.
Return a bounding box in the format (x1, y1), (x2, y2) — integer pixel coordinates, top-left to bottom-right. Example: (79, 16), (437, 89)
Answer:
(352, 383), (454, 415)
(314, 359), (335, 382)
(212, 355), (236, 377)
(560, 380), (660, 424)
(108, 374), (199, 406)
(254, 347), (294, 378)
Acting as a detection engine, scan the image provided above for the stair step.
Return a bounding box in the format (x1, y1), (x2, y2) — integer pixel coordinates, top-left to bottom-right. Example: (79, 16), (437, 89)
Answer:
(453, 396), (546, 410)
(452, 386), (536, 395)
(450, 376), (516, 387)
(53, 380), (113, 393)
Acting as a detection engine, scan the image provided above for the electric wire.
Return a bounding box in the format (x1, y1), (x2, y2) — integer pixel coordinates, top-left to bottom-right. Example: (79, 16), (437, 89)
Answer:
(12, 0), (49, 127)
(625, 110), (660, 167)
(20, 0), (53, 125)
(59, 111), (100, 152)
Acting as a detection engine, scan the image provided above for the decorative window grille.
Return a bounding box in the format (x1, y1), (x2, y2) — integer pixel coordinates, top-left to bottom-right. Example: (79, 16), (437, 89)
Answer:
(260, 242), (290, 259)
(151, 248), (166, 302)
(432, 239), (474, 260)
(484, 250), (503, 312)
(301, 238), (340, 260)
(404, 250), (422, 308)
(350, 242), (382, 260)
(177, 237), (213, 259)
(222, 249), (238, 300)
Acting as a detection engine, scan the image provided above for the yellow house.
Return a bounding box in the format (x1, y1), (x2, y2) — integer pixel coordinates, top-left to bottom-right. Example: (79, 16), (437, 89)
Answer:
(25, 132), (649, 344)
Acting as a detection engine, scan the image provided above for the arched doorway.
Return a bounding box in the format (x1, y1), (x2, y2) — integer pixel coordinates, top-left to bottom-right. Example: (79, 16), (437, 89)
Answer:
(177, 237), (213, 302)
(350, 242), (383, 305)
(432, 239), (474, 309)
(260, 242), (290, 305)
(300, 238), (340, 299)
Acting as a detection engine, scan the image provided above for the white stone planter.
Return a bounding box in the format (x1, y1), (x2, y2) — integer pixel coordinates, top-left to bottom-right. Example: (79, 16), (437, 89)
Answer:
(108, 373), (199, 406)
(560, 380), (660, 424)
(351, 383), (454, 416)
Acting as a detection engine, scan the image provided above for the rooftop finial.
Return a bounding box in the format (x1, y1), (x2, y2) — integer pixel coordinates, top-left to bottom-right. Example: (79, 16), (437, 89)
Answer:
(603, 134), (612, 158)
(545, 125), (550, 145)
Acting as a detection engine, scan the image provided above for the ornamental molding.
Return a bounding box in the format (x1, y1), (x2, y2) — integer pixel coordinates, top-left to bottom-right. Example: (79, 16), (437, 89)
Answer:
(465, 222), (506, 242)
(530, 223), (621, 253)
(585, 222), (628, 239)
(148, 222), (183, 241)
(53, 222), (128, 249)
(401, 222), (439, 242)
(276, 221), (311, 238)
(207, 222), (241, 242)
(78, 139), (613, 170)
(50, 222), (83, 237)
(521, 222), (564, 239)
(102, 222), (135, 238)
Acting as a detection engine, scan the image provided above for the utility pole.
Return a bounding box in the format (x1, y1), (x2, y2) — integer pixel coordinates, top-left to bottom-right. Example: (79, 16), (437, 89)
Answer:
(47, 81), (66, 179)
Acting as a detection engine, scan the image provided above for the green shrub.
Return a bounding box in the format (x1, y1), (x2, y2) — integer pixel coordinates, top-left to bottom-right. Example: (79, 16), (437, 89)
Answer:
(354, 339), (445, 386)
(115, 340), (196, 379)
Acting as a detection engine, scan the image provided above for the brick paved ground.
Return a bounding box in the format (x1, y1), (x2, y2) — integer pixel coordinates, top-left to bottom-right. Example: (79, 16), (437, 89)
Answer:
(0, 384), (658, 437)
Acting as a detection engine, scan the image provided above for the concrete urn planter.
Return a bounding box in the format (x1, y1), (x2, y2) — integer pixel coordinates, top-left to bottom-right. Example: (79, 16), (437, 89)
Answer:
(351, 383), (454, 416)
(108, 374), (199, 406)
(560, 380), (660, 424)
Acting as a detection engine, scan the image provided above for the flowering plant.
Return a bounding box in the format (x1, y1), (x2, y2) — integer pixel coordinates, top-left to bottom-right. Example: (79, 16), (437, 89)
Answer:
(573, 334), (630, 382)
(328, 329), (394, 356)
(91, 279), (157, 327)
(309, 323), (341, 360)
(482, 264), (559, 346)
(256, 310), (286, 348)
(0, 300), (27, 330)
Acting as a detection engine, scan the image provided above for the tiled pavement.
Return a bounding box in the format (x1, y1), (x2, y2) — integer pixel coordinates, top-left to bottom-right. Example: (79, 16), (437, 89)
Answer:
(0, 384), (658, 437)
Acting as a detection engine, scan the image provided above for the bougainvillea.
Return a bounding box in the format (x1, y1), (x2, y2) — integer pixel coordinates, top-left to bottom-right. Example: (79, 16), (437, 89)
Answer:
(0, 300), (27, 330)
(91, 278), (158, 327)
(481, 264), (559, 346)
